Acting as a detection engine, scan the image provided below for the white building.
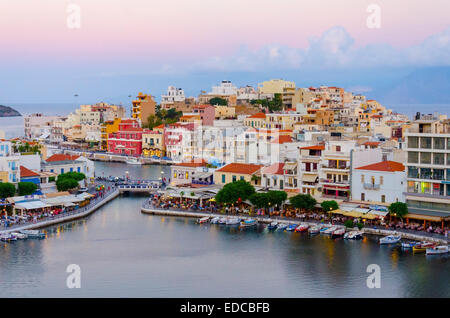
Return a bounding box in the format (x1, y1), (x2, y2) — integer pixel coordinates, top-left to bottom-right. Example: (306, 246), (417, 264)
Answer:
(161, 86), (185, 103)
(209, 80), (238, 96)
(352, 160), (406, 204)
(24, 113), (62, 139)
(0, 140), (20, 183)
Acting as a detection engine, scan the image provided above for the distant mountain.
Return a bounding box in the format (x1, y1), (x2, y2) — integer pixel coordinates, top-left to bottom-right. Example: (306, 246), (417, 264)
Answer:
(375, 67), (450, 104)
(0, 105), (21, 117)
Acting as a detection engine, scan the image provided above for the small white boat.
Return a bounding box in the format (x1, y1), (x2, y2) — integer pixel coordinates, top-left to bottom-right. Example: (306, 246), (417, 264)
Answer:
(347, 231), (363, 240)
(218, 217), (227, 224)
(426, 245), (449, 255)
(20, 230), (45, 239)
(267, 222), (278, 230)
(323, 226), (338, 235)
(379, 235), (401, 245)
(240, 219), (257, 228)
(295, 223), (309, 233)
(308, 225), (321, 234)
(401, 242), (417, 249)
(125, 157), (142, 165)
(277, 223), (288, 231)
(197, 216), (210, 224)
(0, 234), (17, 242)
(12, 232), (28, 239)
(226, 217), (241, 225)
(210, 217), (220, 224)
(331, 228), (346, 238)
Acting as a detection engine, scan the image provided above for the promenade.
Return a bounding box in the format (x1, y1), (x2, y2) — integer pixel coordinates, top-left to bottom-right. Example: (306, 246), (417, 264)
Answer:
(0, 187), (119, 235)
(141, 199), (450, 245)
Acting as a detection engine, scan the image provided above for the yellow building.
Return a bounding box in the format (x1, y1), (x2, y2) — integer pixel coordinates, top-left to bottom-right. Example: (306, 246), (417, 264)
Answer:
(142, 130), (165, 157)
(0, 171), (8, 183)
(214, 163), (263, 186)
(100, 118), (122, 151)
(132, 93), (156, 126)
(257, 79), (295, 95)
(214, 105), (236, 119)
(244, 113), (267, 128)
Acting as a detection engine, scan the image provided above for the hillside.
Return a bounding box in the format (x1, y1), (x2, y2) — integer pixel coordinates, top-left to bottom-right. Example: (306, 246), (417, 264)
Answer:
(0, 105), (21, 117)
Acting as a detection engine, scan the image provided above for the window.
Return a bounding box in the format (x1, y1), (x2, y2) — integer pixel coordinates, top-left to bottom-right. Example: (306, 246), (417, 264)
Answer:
(232, 175), (237, 182)
(70, 168), (73, 172)
(361, 193), (365, 201)
(381, 195), (386, 203)
(77, 167), (81, 173)
(61, 168), (64, 174)
(240, 176), (244, 181)
(361, 174), (365, 183)
(380, 176), (383, 185)
(222, 174), (225, 183)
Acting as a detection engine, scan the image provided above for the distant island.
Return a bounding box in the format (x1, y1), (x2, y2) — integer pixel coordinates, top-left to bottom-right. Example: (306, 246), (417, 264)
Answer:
(0, 105), (21, 117)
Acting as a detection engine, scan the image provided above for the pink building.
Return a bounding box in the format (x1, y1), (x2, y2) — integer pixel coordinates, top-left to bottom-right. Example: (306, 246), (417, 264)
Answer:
(107, 119), (143, 156)
(193, 105), (215, 126)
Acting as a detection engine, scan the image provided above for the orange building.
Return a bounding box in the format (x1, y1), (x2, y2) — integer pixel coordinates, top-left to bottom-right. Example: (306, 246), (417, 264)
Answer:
(132, 92), (156, 126)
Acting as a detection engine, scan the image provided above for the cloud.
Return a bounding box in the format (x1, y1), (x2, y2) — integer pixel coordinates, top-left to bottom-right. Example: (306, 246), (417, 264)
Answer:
(188, 25), (450, 73)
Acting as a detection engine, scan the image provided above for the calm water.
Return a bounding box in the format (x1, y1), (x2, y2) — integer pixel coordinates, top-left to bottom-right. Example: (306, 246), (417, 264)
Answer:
(0, 162), (448, 298)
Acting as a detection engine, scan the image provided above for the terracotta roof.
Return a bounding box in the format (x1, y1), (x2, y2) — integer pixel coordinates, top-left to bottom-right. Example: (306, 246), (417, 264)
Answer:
(46, 154), (80, 162)
(271, 135), (292, 144)
(175, 159), (208, 168)
(356, 161), (405, 172)
(261, 163), (285, 175)
(362, 141), (381, 147)
(247, 113), (266, 119)
(20, 166), (39, 178)
(300, 145), (325, 150)
(216, 163), (263, 175)
(154, 124), (165, 129)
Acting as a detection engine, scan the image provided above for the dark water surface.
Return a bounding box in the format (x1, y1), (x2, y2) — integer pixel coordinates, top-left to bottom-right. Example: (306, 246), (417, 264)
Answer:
(0, 162), (448, 297)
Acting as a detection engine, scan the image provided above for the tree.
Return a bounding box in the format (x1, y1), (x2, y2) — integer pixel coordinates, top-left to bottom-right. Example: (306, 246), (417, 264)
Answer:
(215, 180), (255, 205)
(266, 190), (287, 207)
(388, 202), (408, 221)
(289, 194), (317, 212)
(321, 200), (339, 213)
(17, 182), (37, 196)
(146, 114), (163, 130)
(209, 97), (227, 106)
(56, 178), (79, 191)
(0, 182), (16, 199)
(249, 193), (269, 209)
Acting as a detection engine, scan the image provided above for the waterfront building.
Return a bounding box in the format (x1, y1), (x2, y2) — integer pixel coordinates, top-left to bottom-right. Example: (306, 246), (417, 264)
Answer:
(107, 119), (143, 156)
(142, 129), (164, 158)
(132, 92), (156, 126)
(214, 163), (263, 186)
(170, 159), (210, 186)
(404, 115), (450, 216)
(100, 118), (122, 151)
(164, 122), (195, 161)
(0, 140), (20, 184)
(352, 161), (406, 204)
(298, 145), (324, 196)
(24, 113), (63, 139)
(42, 154), (85, 177)
(19, 165), (41, 188)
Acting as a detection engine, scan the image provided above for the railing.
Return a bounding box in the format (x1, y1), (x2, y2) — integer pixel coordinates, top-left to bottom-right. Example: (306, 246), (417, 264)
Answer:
(364, 183), (380, 190)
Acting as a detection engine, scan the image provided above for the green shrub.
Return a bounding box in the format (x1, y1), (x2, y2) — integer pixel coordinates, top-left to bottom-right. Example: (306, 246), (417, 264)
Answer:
(344, 219), (354, 228)
(356, 222), (364, 230)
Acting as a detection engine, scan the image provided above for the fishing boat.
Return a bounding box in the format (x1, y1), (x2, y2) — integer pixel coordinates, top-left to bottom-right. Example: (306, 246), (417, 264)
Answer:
(125, 157), (142, 165)
(379, 235), (401, 245)
(413, 242), (436, 253)
(295, 223), (309, 233)
(331, 228), (346, 238)
(319, 226), (330, 233)
(277, 223), (288, 231)
(240, 219), (257, 228)
(426, 245), (449, 255)
(346, 231), (363, 240)
(11, 232), (28, 239)
(0, 234), (17, 242)
(20, 230), (45, 239)
(210, 217), (220, 224)
(197, 216), (210, 224)
(226, 217), (241, 225)
(267, 222), (278, 230)
(285, 224), (298, 232)
(218, 217), (227, 224)
(308, 225), (321, 234)
(323, 226), (338, 235)
(401, 242), (417, 249)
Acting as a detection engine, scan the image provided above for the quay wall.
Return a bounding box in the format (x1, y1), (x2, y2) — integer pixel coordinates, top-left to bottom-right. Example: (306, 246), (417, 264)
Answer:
(141, 207), (449, 245)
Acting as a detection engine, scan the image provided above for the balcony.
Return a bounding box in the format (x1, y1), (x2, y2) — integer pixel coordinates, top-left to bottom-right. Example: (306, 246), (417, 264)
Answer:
(363, 183), (380, 190)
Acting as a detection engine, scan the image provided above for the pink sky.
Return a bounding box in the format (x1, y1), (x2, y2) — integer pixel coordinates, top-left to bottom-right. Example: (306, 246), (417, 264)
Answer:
(0, 0), (449, 62)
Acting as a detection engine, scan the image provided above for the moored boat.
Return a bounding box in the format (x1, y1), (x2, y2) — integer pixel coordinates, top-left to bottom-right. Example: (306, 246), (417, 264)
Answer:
(323, 226), (338, 235)
(197, 216), (210, 224)
(331, 228), (346, 238)
(125, 157), (142, 165)
(401, 242), (417, 249)
(218, 217), (227, 224)
(277, 223), (288, 231)
(0, 234), (17, 242)
(426, 245), (448, 255)
(240, 219), (257, 228)
(413, 242), (435, 253)
(11, 232), (27, 239)
(267, 222), (278, 230)
(226, 217), (241, 225)
(295, 223), (309, 233)
(379, 235), (401, 245)
(19, 230), (45, 239)
(319, 226), (330, 233)
(347, 231), (363, 240)
(210, 217), (220, 224)
(286, 224), (298, 232)
(308, 225), (321, 234)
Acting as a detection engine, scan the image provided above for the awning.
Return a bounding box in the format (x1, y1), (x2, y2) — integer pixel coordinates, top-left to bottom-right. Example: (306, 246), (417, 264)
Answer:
(405, 213), (444, 222)
(301, 174), (318, 182)
(64, 202), (76, 207)
(15, 201), (50, 210)
(284, 162), (297, 170)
